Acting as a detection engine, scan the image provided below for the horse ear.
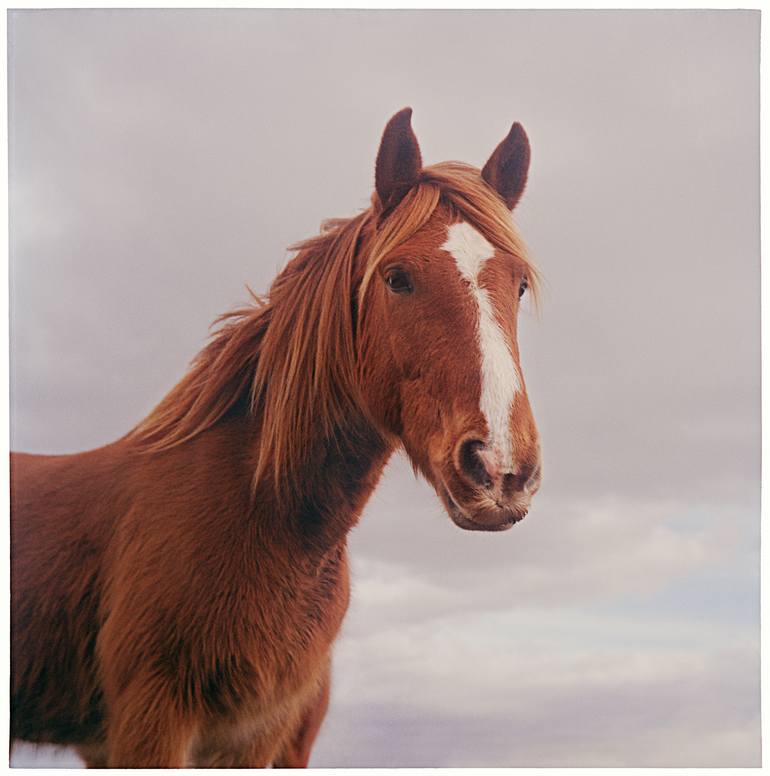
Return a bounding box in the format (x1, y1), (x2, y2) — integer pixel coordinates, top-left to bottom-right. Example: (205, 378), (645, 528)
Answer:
(481, 122), (531, 211)
(375, 107), (422, 213)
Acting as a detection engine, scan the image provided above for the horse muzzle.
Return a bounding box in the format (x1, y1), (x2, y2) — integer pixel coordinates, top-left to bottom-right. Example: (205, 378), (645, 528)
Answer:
(433, 437), (542, 532)
(438, 482), (531, 531)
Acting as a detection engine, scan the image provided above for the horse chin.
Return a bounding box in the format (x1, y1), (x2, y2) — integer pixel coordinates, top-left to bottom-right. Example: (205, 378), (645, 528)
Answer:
(438, 485), (526, 533)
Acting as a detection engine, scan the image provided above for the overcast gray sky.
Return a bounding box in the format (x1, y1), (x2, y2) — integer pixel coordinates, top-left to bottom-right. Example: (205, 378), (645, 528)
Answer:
(9, 9), (760, 767)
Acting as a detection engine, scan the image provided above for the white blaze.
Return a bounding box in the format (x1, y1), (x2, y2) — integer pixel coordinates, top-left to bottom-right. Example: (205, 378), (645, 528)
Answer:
(441, 221), (521, 467)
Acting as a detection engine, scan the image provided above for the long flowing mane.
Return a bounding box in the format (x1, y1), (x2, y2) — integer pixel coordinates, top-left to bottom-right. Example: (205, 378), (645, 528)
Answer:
(129, 162), (540, 485)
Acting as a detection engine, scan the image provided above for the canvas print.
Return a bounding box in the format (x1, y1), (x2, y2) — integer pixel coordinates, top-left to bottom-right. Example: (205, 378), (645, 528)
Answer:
(8, 9), (760, 767)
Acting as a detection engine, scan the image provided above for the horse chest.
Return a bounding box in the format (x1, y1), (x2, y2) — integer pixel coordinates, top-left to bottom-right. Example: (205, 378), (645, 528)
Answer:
(193, 553), (348, 763)
(275, 551), (349, 660)
(245, 547), (349, 697)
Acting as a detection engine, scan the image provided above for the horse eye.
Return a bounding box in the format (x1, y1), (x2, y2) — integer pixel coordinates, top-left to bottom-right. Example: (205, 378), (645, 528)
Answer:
(385, 268), (413, 294)
(518, 277), (529, 299)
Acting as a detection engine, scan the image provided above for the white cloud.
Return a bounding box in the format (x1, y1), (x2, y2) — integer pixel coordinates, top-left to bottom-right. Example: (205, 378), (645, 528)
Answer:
(312, 606), (759, 766)
(345, 460), (752, 624)
(8, 9), (759, 769)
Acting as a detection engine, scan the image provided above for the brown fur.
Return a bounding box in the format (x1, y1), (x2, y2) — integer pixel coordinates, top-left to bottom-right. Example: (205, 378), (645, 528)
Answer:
(11, 109), (541, 766)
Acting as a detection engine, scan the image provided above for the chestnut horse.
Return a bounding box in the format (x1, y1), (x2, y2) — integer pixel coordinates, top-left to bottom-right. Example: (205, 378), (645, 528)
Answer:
(11, 108), (542, 767)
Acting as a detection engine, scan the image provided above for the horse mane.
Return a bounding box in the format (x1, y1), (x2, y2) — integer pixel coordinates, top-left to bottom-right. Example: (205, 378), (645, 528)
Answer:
(129, 162), (540, 487)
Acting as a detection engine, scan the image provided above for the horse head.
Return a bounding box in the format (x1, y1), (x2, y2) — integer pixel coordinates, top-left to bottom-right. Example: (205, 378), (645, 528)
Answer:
(356, 109), (542, 531)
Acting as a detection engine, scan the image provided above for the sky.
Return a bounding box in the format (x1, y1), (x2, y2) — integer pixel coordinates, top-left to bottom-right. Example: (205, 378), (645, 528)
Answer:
(8, 9), (761, 767)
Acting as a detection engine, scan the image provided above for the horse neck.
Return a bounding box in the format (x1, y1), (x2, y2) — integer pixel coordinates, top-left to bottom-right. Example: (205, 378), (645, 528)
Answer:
(253, 408), (394, 559)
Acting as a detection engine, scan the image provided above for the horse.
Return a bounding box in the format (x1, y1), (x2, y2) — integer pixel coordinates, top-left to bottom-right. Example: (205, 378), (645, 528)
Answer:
(10, 108), (543, 767)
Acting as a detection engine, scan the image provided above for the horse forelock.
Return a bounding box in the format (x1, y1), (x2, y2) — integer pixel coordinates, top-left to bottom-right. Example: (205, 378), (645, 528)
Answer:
(360, 161), (540, 309)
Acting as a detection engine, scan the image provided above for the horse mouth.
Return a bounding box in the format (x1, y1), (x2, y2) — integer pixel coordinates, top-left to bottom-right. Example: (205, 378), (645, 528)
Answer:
(439, 485), (527, 532)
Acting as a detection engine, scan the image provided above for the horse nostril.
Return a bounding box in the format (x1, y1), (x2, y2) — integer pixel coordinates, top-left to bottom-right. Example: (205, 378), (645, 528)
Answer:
(526, 462), (543, 492)
(457, 438), (493, 488)
(502, 462), (540, 495)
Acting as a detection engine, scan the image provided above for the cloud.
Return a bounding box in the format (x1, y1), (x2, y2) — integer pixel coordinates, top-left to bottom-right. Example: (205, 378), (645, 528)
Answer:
(313, 609), (759, 767)
(340, 456), (754, 627)
(8, 9), (759, 769)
